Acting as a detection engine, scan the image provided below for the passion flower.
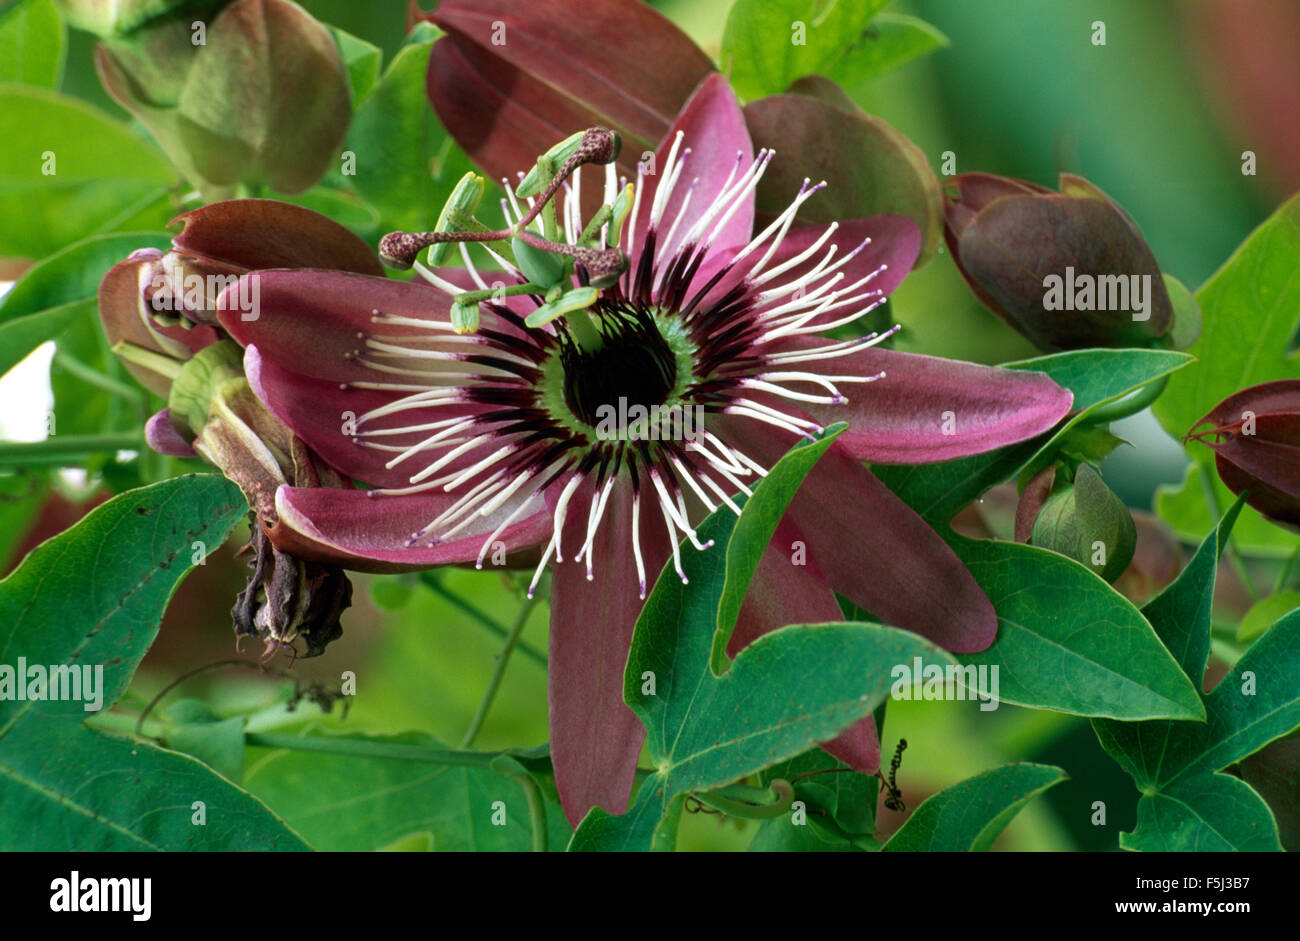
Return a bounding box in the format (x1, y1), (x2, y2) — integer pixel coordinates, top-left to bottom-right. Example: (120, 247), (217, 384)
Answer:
(216, 76), (1073, 823)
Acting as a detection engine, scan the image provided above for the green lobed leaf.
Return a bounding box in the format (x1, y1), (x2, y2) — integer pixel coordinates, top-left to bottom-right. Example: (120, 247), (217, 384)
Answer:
(883, 762), (1066, 852)
(1238, 591), (1300, 643)
(0, 298), (86, 378)
(1157, 462), (1297, 555)
(1126, 612), (1300, 788)
(0, 477), (46, 571)
(328, 24), (382, 104)
(0, 0), (66, 88)
(243, 729), (569, 851)
(1122, 773), (1281, 852)
(0, 232), (172, 435)
(0, 475), (306, 850)
(160, 699), (248, 784)
(0, 231), (172, 325)
(0, 232), (170, 436)
(1092, 505), (1299, 850)
(711, 423), (844, 672)
(571, 431), (955, 850)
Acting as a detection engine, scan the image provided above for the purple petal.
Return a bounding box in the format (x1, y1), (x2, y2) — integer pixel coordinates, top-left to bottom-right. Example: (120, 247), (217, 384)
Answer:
(427, 0), (713, 187)
(270, 483), (554, 572)
(217, 269), (460, 384)
(246, 345), (487, 490)
(145, 408), (197, 458)
(730, 520), (881, 773)
(628, 74), (754, 278)
(547, 477), (670, 826)
(170, 198), (384, 275)
(717, 418), (998, 653)
(777, 340), (1073, 464)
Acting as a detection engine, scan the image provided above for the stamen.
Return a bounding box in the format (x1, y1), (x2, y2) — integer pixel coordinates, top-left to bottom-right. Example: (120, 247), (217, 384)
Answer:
(476, 466), (537, 516)
(383, 417), (478, 469)
(695, 468), (744, 515)
(690, 444), (755, 498)
(408, 435), (497, 484)
(650, 469), (712, 551)
(575, 477), (616, 580)
(437, 443), (518, 490)
(370, 309), (458, 331)
(526, 530), (559, 599)
(624, 160), (647, 267)
(738, 378), (845, 404)
(763, 325), (901, 365)
(413, 259), (471, 297)
(658, 493), (687, 584)
(728, 405), (816, 441)
(740, 179), (828, 276)
(671, 149), (757, 261)
(750, 221), (840, 289)
(697, 149), (774, 255)
(459, 243), (490, 290)
(423, 471), (510, 529)
(551, 474), (583, 563)
(474, 485), (546, 567)
(668, 452), (717, 514)
(631, 490), (647, 598)
(648, 132), (686, 230)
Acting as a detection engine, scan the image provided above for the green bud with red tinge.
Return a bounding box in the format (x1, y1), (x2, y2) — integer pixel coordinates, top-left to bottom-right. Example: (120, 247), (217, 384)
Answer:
(82, 0), (351, 198)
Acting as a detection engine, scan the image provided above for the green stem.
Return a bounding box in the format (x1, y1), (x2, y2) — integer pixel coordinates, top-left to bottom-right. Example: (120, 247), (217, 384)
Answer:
(53, 351), (145, 404)
(1085, 374), (1169, 425)
(111, 341), (183, 381)
(87, 710), (164, 737)
(460, 593), (540, 748)
(454, 283), (543, 307)
(245, 732), (502, 768)
(578, 205), (613, 246)
(512, 772), (548, 852)
(1200, 470), (1259, 601)
(418, 571), (548, 667)
(1275, 545), (1300, 594)
(536, 155), (560, 243)
(0, 432), (143, 463)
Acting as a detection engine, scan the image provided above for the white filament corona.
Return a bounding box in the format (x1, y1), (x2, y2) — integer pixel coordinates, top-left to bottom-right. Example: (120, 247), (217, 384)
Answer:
(349, 136), (899, 597)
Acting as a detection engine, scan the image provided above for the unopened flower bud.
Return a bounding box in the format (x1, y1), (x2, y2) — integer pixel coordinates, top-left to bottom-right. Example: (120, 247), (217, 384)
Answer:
(944, 172), (1175, 351)
(88, 0), (350, 197)
(1186, 380), (1300, 529)
(1027, 464), (1137, 583)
